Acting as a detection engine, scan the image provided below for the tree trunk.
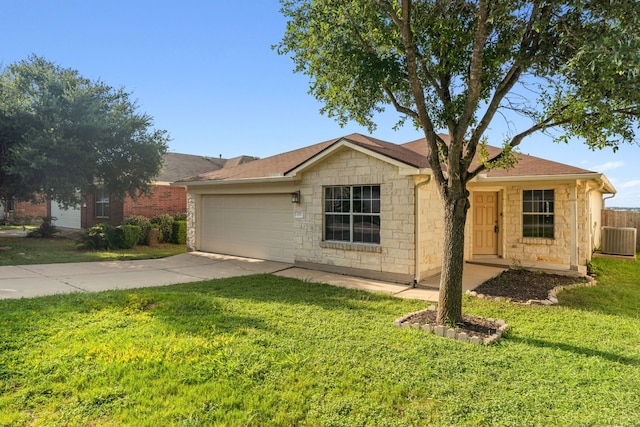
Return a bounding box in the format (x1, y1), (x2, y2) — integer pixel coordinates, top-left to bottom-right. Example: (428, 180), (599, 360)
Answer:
(437, 194), (469, 325)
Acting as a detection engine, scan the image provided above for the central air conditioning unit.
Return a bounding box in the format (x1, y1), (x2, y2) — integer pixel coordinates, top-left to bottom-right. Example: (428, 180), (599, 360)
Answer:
(601, 226), (637, 256)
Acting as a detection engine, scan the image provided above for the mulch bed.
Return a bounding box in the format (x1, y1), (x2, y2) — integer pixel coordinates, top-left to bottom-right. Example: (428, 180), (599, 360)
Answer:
(472, 269), (589, 303)
(398, 269), (590, 342)
(400, 309), (500, 340)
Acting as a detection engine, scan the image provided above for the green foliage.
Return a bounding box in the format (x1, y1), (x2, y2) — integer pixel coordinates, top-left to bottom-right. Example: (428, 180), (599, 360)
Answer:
(1, 257), (639, 425)
(151, 214), (174, 243)
(109, 225), (141, 250)
(171, 220), (187, 244)
(80, 223), (114, 250)
(123, 215), (151, 245)
(173, 212), (187, 221)
(277, 0), (640, 325)
(26, 216), (59, 238)
(0, 55), (169, 207)
(0, 235), (186, 265)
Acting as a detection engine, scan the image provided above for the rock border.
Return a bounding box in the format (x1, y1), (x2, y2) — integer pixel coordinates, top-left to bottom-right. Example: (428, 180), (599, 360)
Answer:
(466, 275), (597, 305)
(393, 305), (509, 345)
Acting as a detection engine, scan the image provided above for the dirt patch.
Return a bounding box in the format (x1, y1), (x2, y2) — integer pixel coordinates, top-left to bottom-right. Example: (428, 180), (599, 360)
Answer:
(472, 269), (589, 303)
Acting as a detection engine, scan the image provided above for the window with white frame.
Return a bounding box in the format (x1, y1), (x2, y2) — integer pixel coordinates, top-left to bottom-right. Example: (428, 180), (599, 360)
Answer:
(95, 188), (110, 218)
(522, 189), (554, 238)
(324, 185), (381, 244)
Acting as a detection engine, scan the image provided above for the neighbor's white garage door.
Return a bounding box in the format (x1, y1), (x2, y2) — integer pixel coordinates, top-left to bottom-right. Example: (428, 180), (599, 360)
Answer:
(200, 194), (294, 263)
(51, 201), (82, 229)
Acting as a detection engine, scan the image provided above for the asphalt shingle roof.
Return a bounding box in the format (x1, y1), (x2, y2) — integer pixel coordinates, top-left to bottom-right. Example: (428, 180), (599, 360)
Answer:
(182, 133), (597, 183)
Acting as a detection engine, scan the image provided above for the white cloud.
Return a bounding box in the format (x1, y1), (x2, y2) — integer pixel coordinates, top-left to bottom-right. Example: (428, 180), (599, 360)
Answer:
(591, 161), (625, 172)
(621, 180), (640, 189)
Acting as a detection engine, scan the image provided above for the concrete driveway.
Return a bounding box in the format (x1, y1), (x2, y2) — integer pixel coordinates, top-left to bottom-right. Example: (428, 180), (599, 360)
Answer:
(0, 252), (292, 300)
(0, 250), (506, 302)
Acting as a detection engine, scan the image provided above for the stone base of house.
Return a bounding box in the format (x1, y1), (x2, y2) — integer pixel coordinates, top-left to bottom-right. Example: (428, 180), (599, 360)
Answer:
(293, 261), (413, 285)
(468, 255), (587, 276)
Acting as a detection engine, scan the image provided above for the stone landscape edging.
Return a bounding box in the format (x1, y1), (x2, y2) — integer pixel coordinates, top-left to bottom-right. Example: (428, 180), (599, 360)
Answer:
(394, 305), (509, 345)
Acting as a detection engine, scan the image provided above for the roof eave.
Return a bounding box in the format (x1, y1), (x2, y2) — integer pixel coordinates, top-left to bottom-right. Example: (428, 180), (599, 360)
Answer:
(473, 172), (617, 193)
(175, 176), (297, 187)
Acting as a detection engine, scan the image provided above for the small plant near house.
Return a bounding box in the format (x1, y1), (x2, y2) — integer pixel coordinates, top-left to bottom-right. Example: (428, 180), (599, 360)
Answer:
(110, 225), (141, 249)
(80, 223), (114, 250)
(151, 214), (174, 243)
(173, 212), (187, 221)
(26, 216), (60, 238)
(123, 215), (152, 245)
(171, 220), (187, 244)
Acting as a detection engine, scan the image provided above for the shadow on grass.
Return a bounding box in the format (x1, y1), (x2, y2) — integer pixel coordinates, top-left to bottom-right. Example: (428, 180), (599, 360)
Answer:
(509, 336), (640, 367)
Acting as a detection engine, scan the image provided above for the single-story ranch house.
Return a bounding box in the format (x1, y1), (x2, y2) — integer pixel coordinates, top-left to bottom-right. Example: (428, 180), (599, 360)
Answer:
(179, 133), (615, 282)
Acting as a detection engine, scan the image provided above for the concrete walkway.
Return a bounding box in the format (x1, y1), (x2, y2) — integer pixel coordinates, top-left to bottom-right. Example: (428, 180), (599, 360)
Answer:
(0, 251), (506, 301)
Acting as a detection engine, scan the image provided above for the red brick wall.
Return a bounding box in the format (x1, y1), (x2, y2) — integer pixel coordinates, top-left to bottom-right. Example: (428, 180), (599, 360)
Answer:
(12, 200), (48, 218)
(82, 193), (124, 228)
(123, 185), (187, 219)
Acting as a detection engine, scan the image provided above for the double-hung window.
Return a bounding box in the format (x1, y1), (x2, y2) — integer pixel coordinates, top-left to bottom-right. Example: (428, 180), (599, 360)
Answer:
(522, 189), (554, 238)
(324, 185), (381, 244)
(95, 188), (110, 218)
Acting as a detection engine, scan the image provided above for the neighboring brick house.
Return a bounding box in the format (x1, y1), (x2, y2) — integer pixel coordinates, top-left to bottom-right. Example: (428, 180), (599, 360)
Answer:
(179, 133), (615, 281)
(49, 152), (257, 229)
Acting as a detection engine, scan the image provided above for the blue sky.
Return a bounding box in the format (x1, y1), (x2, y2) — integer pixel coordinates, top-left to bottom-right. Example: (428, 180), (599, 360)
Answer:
(2, 0), (639, 207)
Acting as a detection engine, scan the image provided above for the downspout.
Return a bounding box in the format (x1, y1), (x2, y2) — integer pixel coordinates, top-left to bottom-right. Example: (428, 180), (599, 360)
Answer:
(413, 176), (432, 287)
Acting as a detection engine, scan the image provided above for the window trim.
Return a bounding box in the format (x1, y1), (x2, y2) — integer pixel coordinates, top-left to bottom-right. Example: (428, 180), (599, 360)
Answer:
(324, 185), (381, 245)
(94, 188), (110, 218)
(522, 189), (554, 239)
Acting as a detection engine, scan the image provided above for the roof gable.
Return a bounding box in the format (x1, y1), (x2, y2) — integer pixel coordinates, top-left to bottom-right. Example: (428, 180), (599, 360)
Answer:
(181, 133), (607, 185)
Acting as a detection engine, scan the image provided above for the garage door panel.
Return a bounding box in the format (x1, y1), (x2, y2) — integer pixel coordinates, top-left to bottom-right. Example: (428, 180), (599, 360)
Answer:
(200, 194), (294, 263)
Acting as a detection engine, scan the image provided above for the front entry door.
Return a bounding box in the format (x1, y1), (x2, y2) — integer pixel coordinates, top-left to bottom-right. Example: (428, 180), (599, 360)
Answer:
(473, 192), (498, 255)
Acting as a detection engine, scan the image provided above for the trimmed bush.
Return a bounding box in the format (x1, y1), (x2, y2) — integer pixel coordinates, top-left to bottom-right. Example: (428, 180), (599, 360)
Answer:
(80, 223), (113, 250)
(173, 213), (187, 221)
(123, 215), (152, 245)
(151, 214), (174, 243)
(171, 220), (187, 244)
(110, 225), (141, 249)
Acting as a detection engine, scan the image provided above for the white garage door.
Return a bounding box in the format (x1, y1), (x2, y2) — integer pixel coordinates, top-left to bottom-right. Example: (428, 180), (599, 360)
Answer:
(200, 194), (294, 263)
(51, 201), (82, 229)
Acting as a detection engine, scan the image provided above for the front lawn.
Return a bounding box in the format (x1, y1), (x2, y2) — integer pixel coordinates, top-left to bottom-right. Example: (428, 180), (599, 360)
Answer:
(0, 256), (638, 426)
(0, 236), (186, 265)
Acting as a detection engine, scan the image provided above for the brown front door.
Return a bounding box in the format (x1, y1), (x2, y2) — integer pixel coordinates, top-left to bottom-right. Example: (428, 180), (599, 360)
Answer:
(473, 192), (498, 255)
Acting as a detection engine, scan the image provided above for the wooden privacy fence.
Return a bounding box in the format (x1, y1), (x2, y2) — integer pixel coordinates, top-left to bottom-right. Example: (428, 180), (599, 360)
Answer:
(602, 209), (640, 252)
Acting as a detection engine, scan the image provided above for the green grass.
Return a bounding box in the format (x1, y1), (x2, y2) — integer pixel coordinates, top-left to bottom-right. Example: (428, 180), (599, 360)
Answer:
(1, 257), (639, 426)
(0, 237), (186, 265)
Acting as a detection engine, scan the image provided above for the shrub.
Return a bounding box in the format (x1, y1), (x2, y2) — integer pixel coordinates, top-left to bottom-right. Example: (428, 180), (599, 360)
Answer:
(110, 225), (141, 249)
(27, 216), (60, 238)
(171, 220), (187, 244)
(80, 223), (114, 250)
(173, 213), (187, 221)
(123, 215), (152, 245)
(151, 214), (174, 243)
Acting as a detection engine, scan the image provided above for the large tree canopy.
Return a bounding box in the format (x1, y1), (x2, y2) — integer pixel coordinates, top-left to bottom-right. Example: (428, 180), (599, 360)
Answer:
(0, 56), (169, 208)
(277, 0), (640, 324)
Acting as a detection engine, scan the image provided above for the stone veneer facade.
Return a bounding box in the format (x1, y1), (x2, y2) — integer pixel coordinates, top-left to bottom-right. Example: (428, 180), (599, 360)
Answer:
(292, 148), (445, 282)
(185, 146), (605, 280)
(467, 179), (600, 272)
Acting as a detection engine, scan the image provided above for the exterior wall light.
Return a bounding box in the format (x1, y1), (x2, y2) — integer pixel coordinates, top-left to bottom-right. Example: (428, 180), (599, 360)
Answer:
(291, 191), (301, 204)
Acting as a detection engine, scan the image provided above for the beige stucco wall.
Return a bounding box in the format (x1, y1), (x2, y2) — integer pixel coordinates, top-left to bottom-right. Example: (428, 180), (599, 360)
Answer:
(293, 147), (417, 282)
